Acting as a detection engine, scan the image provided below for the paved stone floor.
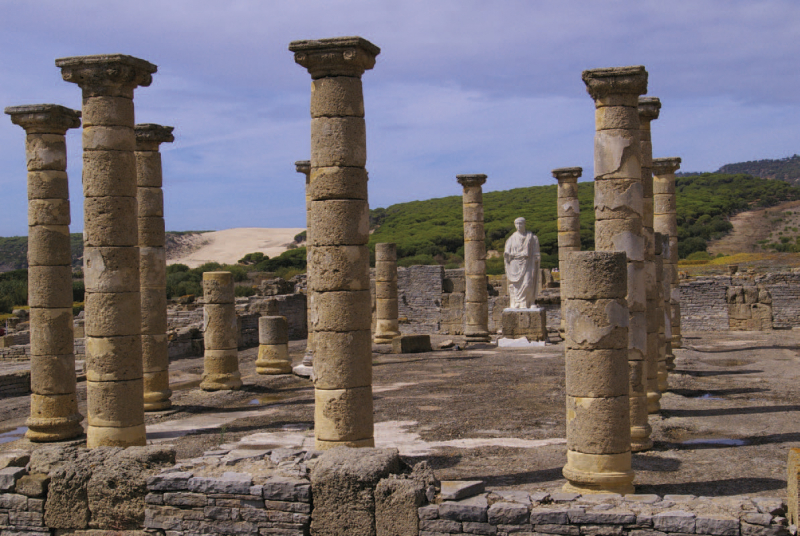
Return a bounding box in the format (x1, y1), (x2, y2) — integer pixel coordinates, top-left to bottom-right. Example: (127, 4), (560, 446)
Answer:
(1, 329), (798, 497)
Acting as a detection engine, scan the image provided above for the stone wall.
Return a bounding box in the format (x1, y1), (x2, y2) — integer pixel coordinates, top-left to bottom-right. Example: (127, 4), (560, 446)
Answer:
(0, 370), (30, 397)
(398, 265), (445, 334)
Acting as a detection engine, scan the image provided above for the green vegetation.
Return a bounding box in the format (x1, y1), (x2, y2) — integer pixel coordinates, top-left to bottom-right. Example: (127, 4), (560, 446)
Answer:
(0, 270), (27, 314)
(717, 154), (800, 185)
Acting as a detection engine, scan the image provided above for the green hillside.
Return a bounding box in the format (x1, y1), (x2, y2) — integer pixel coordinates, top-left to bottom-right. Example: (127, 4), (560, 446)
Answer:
(717, 154), (800, 185)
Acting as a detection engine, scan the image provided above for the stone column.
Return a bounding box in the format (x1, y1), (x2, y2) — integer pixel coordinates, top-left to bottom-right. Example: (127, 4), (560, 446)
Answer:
(135, 123), (174, 411)
(458, 174), (491, 343)
(290, 36), (379, 449)
(657, 232), (671, 392)
(256, 316), (292, 374)
(201, 271), (242, 390)
(653, 157), (682, 361)
(57, 54), (157, 448)
(650, 233), (665, 413)
(373, 243), (400, 343)
(552, 167), (583, 333)
(582, 65), (652, 452)
(293, 160), (314, 378)
(5, 104), (84, 441)
(638, 97), (661, 416)
(562, 251), (634, 495)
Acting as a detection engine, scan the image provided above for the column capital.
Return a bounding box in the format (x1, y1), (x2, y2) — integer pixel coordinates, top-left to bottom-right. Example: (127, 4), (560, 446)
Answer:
(295, 160), (311, 176)
(135, 123), (174, 150)
(552, 167), (583, 182)
(457, 174), (487, 188)
(653, 157), (682, 175)
(5, 104), (81, 134)
(289, 36), (380, 79)
(582, 65), (648, 100)
(638, 97), (661, 122)
(56, 54), (157, 98)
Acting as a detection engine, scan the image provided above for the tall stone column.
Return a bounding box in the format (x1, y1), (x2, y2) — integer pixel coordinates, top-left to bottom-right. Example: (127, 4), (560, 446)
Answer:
(458, 174), (491, 344)
(552, 167), (582, 333)
(5, 104), (84, 441)
(639, 97), (661, 415)
(374, 243), (400, 343)
(657, 233), (671, 393)
(650, 233), (665, 413)
(201, 271), (242, 390)
(57, 54), (157, 448)
(582, 66), (652, 452)
(562, 251), (634, 495)
(135, 123), (174, 411)
(290, 36), (379, 449)
(293, 160), (314, 378)
(653, 157), (682, 360)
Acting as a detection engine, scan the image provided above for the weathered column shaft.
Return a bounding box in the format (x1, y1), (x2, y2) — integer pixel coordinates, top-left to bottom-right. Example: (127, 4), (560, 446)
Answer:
(650, 233), (665, 413)
(256, 316), (292, 374)
(201, 271), (242, 390)
(57, 54), (157, 447)
(639, 97), (662, 415)
(562, 251), (634, 495)
(290, 36), (379, 449)
(6, 104), (84, 442)
(552, 167), (583, 333)
(653, 157), (682, 361)
(583, 65), (652, 452)
(374, 243), (400, 343)
(135, 123), (174, 411)
(657, 233), (671, 392)
(458, 174), (490, 343)
(294, 160), (314, 376)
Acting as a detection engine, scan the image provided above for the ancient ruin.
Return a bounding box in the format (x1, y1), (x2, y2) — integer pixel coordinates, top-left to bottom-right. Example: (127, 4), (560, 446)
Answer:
(373, 242), (400, 344)
(57, 54), (157, 447)
(200, 271), (242, 390)
(293, 160), (314, 378)
(135, 123), (174, 411)
(290, 36), (379, 449)
(458, 174), (491, 343)
(5, 104), (84, 441)
(256, 315), (292, 374)
(553, 167), (582, 332)
(583, 65), (652, 452)
(653, 156), (682, 356)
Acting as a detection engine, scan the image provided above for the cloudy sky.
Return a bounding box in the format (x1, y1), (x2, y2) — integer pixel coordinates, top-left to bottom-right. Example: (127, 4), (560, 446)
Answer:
(1, 0), (798, 236)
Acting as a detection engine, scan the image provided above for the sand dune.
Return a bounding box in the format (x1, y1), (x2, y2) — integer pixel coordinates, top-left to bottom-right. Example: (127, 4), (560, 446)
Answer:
(169, 228), (305, 268)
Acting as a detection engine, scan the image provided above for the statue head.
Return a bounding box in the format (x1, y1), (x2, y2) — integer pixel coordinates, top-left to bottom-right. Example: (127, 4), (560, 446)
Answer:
(514, 217), (526, 233)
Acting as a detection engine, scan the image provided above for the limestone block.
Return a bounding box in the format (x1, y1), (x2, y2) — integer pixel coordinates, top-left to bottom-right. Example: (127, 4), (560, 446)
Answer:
(629, 310), (647, 357)
(464, 301), (489, 326)
(135, 151), (163, 187)
(141, 334), (169, 372)
(87, 424), (146, 448)
(374, 259), (398, 282)
(30, 308), (74, 356)
(309, 166), (368, 201)
(138, 216), (165, 247)
(462, 186), (483, 205)
(28, 198), (70, 226)
(28, 224), (71, 266)
(594, 179), (643, 220)
(137, 187), (163, 217)
(27, 265), (73, 308)
(788, 448), (800, 526)
(143, 371), (171, 408)
(595, 105), (639, 130)
(565, 349), (628, 397)
(628, 358), (648, 395)
(465, 275), (488, 302)
(82, 95), (134, 126)
(557, 215), (580, 233)
(564, 298), (628, 350)
(84, 291), (141, 337)
(646, 302), (662, 333)
(310, 76), (365, 117)
(501, 309), (547, 341)
(464, 221), (486, 241)
(259, 316), (288, 344)
(29, 391), (81, 420)
(563, 251), (627, 299)
(374, 317), (399, 335)
(562, 451), (634, 494)
(309, 200), (369, 246)
(729, 303), (752, 320)
(83, 151), (137, 197)
(375, 283), (398, 300)
(83, 125), (135, 151)
(391, 335), (432, 354)
(653, 175), (676, 195)
(375, 242), (397, 261)
(558, 181), (579, 199)
(311, 290), (372, 332)
(313, 330), (372, 389)
(141, 288), (168, 333)
(84, 246), (140, 293)
(27, 170), (69, 199)
(83, 196), (138, 247)
(85, 335), (142, 381)
(593, 129), (641, 180)
(627, 261), (647, 311)
(558, 231), (581, 249)
(30, 354), (77, 395)
(204, 304), (238, 349)
(25, 134), (67, 171)
(310, 117), (366, 167)
(87, 378), (144, 427)
(314, 386), (374, 442)
(201, 348), (241, 383)
(139, 247), (166, 284)
(558, 198), (581, 219)
(307, 245), (370, 291)
(654, 195), (676, 214)
(256, 344), (292, 374)
(202, 271), (234, 304)
(375, 477), (426, 536)
(594, 218), (644, 261)
(464, 241), (487, 265)
(566, 395), (631, 455)
(462, 202), (484, 223)
(594, 93), (639, 108)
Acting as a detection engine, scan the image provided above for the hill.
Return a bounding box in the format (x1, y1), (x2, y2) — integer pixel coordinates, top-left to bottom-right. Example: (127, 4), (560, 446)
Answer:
(716, 154), (800, 185)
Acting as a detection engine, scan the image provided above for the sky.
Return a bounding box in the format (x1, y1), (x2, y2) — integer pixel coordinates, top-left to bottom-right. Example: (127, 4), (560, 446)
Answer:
(1, 0), (798, 236)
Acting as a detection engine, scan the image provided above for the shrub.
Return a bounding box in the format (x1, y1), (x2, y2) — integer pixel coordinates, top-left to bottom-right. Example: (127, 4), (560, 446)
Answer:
(234, 285), (256, 297)
(72, 280), (85, 302)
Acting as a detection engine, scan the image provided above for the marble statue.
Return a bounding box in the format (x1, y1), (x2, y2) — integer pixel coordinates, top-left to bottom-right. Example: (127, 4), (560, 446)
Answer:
(504, 217), (540, 309)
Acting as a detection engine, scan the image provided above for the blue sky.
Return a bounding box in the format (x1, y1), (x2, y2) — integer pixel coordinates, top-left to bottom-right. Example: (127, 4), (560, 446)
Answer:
(1, 0), (798, 236)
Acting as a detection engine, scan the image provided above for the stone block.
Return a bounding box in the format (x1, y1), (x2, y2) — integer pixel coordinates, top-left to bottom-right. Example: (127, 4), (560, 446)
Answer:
(420, 518), (462, 533)
(313, 330), (372, 390)
(30, 353), (77, 395)
(27, 265), (73, 308)
(440, 480), (485, 501)
(28, 224), (71, 266)
(0, 466), (26, 492)
(488, 501), (530, 525)
(564, 298), (628, 350)
(695, 516), (740, 536)
(188, 472), (253, 495)
(741, 522), (789, 536)
(375, 477), (426, 536)
(310, 117), (367, 167)
(565, 349), (628, 398)
(529, 508), (570, 524)
(315, 386), (374, 442)
(311, 290), (372, 332)
(501, 309), (547, 341)
(311, 76), (365, 117)
(786, 449), (800, 526)
(566, 395), (631, 455)
(309, 166), (368, 201)
(652, 511), (696, 533)
(462, 521), (497, 534)
(308, 245), (370, 291)
(15, 473), (50, 498)
(391, 334), (432, 354)
(27, 169), (69, 199)
(439, 494), (488, 522)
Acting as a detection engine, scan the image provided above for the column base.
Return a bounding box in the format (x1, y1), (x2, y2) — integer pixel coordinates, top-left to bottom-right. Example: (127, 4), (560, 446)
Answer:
(144, 399), (172, 412)
(144, 372), (173, 412)
(256, 360), (293, 375)
(200, 372), (243, 391)
(465, 332), (491, 343)
(315, 437), (374, 450)
(657, 361), (669, 392)
(562, 451), (635, 495)
(647, 390), (661, 414)
(87, 423), (146, 448)
(631, 438), (653, 452)
(373, 331), (400, 344)
(293, 363), (314, 378)
(26, 414), (84, 442)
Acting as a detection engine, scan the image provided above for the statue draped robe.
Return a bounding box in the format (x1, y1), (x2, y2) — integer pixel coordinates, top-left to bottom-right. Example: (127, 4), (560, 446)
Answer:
(504, 231), (540, 309)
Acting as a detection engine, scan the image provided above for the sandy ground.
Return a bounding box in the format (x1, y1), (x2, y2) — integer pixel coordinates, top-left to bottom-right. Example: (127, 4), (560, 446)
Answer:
(708, 200), (800, 255)
(168, 228), (305, 268)
(1, 329), (799, 497)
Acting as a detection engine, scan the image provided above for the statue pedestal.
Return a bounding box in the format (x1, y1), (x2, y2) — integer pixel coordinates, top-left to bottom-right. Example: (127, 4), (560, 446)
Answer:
(500, 307), (547, 343)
